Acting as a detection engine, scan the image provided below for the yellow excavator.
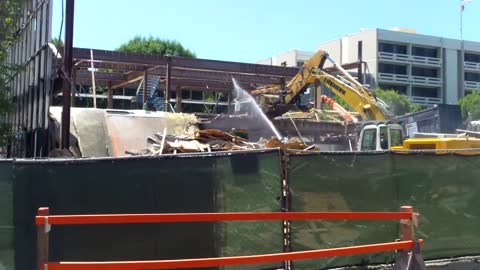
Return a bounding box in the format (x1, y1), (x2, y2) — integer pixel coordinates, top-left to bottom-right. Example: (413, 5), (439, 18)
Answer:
(252, 50), (480, 154)
(252, 50), (391, 121)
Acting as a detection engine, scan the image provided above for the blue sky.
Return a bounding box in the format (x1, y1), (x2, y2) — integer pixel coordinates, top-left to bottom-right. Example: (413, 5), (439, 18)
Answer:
(52, 0), (479, 63)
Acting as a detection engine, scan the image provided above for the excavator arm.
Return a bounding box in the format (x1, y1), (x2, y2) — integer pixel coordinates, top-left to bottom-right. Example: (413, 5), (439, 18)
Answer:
(283, 50), (328, 105)
(312, 69), (390, 120)
(252, 50), (391, 121)
(251, 50), (328, 117)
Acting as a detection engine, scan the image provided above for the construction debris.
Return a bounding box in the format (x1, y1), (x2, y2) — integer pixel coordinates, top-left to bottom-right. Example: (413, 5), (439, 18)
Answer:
(125, 129), (319, 156)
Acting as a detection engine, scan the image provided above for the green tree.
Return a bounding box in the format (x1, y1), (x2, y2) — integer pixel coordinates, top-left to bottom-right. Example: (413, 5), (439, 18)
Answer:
(0, 0), (20, 146)
(332, 95), (351, 110)
(375, 88), (421, 116)
(51, 37), (64, 48)
(116, 36), (196, 58)
(330, 88), (420, 117)
(458, 91), (480, 121)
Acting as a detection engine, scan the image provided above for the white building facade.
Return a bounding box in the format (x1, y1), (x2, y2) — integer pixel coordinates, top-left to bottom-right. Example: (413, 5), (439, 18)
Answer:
(257, 49), (314, 67)
(258, 28), (480, 107)
(318, 28), (480, 106)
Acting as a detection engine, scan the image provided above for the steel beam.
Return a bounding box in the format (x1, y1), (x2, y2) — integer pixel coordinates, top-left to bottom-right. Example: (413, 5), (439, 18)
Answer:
(74, 68), (285, 86)
(74, 61), (148, 72)
(71, 48), (299, 76)
(324, 61), (361, 73)
(165, 58), (171, 112)
(75, 77), (247, 92)
(110, 76), (143, 89)
(69, 77), (229, 93)
(150, 68), (285, 85)
(75, 70), (126, 82)
(71, 67), (77, 106)
(143, 71), (148, 104)
(175, 87), (182, 113)
(107, 81), (113, 109)
(160, 78), (234, 90)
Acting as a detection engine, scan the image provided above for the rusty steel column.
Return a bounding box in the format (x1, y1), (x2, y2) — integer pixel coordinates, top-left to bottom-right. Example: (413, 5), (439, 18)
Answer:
(61, 0), (74, 149)
(107, 81), (113, 109)
(71, 66), (76, 106)
(143, 71), (148, 105)
(175, 86), (182, 112)
(227, 93), (231, 114)
(357, 41), (363, 84)
(165, 57), (172, 112)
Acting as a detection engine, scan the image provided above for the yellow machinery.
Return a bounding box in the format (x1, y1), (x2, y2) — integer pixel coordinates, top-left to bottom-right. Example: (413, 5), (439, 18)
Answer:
(252, 50), (391, 121)
(252, 50), (480, 154)
(391, 137), (480, 155)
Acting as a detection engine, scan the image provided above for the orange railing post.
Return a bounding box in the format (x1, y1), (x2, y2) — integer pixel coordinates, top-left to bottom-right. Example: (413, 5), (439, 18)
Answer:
(395, 206), (424, 270)
(36, 207), (50, 270)
(400, 206), (419, 241)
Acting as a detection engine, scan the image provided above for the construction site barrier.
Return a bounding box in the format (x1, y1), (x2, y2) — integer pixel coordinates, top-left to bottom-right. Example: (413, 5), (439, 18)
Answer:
(35, 206), (424, 270)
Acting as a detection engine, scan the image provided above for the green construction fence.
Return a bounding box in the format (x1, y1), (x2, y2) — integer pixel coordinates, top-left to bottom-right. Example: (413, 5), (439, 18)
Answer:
(0, 150), (480, 270)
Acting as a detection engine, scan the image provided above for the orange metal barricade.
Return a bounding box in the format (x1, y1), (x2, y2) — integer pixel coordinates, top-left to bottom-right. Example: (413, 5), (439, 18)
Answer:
(35, 206), (422, 270)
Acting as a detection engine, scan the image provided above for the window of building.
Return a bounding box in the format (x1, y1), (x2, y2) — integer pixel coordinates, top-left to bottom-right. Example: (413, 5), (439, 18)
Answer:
(296, 61), (305, 67)
(412, 67), (438, 78)
(465, 53), (480, 63)
(379, 42), (407, 54)
(411, 46), (438, 58)
(378, 63), (407, 75)
(465, 72), (480, 82)
(411, 87), (440, 98)
(378, 84), (407, 94)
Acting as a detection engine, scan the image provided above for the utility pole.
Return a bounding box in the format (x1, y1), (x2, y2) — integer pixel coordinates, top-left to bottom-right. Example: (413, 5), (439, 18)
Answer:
(460, 0), (463, 40)
(61, 0), (74, 149)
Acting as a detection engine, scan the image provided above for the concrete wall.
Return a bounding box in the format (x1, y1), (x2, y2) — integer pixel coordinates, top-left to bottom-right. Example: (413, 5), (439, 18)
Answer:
(271, 50), (298, 67)
(464, 40), (480, 52)
(318, 29), (379, 86)
(378, 29), (457, 49)
(317, 39), (341, 68)
(341, 30), (378, 64)
(444, 48), (460, 104)
(296, 50), (314, 62)
(343, 29), (379, 81)
(257, 50), (314, 67)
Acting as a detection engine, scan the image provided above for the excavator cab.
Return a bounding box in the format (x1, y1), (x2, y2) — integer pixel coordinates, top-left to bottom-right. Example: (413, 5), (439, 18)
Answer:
(357, 123), (404, 151)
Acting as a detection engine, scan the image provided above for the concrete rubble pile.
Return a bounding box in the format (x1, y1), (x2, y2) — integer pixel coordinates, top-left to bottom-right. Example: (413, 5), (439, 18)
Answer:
(125, 129), (318, 155)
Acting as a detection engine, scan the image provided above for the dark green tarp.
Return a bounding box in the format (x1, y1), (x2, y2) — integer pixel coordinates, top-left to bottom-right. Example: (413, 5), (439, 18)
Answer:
(0, 160), (13, 270)
(288, 152), (480, 269)
(214, 151), (284, 270)
(393, 153), (480, 259)
(12, 150), (283, 270)
(3, 149), (480, 270)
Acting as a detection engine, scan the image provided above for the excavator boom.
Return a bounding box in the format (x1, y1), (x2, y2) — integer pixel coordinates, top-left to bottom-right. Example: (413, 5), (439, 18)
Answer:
(313, 71), (389, 120)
